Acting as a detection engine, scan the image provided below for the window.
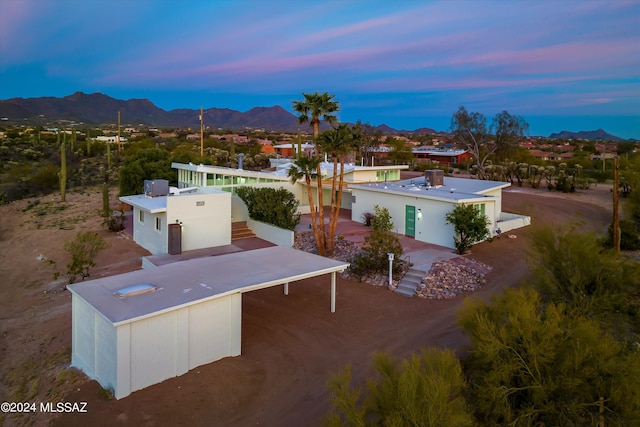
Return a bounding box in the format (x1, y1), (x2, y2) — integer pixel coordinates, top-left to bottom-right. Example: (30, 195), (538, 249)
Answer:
(139, 210), (144, 223)
(155, 217), (162, 232)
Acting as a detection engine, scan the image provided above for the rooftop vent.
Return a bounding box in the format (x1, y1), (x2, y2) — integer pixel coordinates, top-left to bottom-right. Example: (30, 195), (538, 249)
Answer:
(114, 283), (158, 298)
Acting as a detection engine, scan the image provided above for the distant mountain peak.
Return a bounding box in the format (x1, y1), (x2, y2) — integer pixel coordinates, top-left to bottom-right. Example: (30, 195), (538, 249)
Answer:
(549, 129), (623, 141)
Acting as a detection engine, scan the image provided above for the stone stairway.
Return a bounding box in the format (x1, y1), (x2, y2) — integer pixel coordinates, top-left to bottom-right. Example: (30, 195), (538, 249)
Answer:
(394, 267), (428, 297)
(231, 221), (256, 240)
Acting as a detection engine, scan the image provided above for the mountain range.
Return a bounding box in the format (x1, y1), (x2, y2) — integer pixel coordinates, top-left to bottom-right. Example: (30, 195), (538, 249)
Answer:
(548, 129), (625, 142)
(0, 92), (628, 141)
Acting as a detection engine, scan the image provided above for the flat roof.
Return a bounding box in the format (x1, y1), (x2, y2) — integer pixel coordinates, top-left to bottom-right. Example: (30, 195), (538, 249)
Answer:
(119, 194), (167, 213)
(349, 176), (509, 203)
(67, 246), (349, 326)
(172, 162), (290, 181)
(119, 188), (227, 213)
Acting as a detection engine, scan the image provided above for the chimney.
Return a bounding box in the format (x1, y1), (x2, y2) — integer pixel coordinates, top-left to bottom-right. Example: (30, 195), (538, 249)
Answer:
(238, 153), (244, 170)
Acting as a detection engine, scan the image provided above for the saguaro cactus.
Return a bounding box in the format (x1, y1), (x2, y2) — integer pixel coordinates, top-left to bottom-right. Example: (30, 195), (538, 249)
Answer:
(102, 181), (109, 214)
(60, 132), (67, 202)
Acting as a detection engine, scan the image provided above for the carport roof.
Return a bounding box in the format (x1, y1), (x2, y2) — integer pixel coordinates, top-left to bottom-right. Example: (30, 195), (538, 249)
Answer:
(67, 246), (349, 326)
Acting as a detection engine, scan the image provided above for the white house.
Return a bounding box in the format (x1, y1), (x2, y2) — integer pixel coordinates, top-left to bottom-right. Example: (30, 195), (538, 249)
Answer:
(119, 187), (231, 255)
(349, 173), (530, 249)
(171, 161), (408, 213)
(95, 136), (128, 144)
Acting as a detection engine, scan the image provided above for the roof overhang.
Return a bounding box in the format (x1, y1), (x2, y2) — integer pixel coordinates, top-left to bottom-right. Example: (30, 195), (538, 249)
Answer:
(67, 246), (350, 326)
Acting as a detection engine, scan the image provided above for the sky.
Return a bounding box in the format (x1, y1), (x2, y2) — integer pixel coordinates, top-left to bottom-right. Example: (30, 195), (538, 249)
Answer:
(1, 0), (639, 139)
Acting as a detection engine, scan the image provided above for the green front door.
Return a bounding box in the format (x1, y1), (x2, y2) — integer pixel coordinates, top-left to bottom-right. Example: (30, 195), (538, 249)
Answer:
(405, 205), (415, 237)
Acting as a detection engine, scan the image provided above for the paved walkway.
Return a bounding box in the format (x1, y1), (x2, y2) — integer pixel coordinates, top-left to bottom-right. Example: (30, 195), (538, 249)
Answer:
(296, 208), (458, 271)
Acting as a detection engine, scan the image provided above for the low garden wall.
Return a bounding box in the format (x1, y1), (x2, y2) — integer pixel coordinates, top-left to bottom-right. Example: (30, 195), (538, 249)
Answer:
(247, 219), (294, 247)
(496, 212), (531, 234)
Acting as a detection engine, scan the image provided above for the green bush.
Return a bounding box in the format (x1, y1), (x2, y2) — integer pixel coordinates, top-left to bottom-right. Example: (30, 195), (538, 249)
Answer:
(347, 206), (403, 280)
(236, 186), (300, 230)
(445, 203), (490, 254)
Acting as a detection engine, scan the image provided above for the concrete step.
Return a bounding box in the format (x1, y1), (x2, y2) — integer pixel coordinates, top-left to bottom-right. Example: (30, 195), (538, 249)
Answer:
(394, 285), (417, 297)
(394, 268), (427, 297)
(231, 223), (256, 240)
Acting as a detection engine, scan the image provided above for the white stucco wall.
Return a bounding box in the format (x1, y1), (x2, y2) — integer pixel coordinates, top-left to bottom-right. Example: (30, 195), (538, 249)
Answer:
(231, 196), (249, 222)
(132, 207), (167, 255)
(71, 296), (118, 394)
(351, 189), (497, 249)
(247, 219), (294, 247)
(71, 292), (242, 400)
(166, 192), (231, 251)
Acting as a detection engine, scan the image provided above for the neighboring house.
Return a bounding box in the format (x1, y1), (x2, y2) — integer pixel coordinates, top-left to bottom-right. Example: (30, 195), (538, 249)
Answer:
(120, 186), (231, 255)
(349, 171), (530, 249)
(96, 135), (128, 144)
(273, 142), (315, 157)
(411, 148), (473, 166)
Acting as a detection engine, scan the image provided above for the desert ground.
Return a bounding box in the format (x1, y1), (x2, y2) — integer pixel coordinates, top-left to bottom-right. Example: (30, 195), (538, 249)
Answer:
(0, 181), (614, 427)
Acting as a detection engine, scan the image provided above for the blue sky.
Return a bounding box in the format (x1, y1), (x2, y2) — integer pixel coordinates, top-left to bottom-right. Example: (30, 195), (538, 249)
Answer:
(1, 0), (639, 138)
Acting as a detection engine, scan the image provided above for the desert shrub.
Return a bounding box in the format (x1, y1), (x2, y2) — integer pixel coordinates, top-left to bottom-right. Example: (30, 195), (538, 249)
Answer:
(348, 206), (403, 279)
(460, 288), (640, 426)
(601, 219), (640, 251)
(101, 209), (125, 232)
(530, 225), (640, 336)
(325, 348), (473, 426)
(64, 231), (110, 283)
(370, 204), (393, 232)
(30, 164), (60, 193)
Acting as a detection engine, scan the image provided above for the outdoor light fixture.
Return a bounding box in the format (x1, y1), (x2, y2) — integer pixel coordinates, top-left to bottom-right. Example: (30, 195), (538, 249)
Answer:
(387, 252), (395, 287)
(417, 208), (422, 220)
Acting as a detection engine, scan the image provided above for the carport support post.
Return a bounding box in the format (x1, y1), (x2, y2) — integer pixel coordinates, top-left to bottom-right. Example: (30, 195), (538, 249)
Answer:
(331, 272), (336, 313)
(283, 282), (289, 295)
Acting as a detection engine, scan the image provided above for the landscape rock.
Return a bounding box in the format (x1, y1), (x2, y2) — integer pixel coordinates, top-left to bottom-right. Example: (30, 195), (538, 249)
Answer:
(416, 258), (492, 299)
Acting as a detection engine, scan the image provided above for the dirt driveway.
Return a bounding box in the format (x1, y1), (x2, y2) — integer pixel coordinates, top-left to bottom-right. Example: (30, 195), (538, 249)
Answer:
(0, 184), (614, 427)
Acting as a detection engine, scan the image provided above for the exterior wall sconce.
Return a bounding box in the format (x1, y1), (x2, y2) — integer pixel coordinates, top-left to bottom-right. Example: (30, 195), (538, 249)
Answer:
(417, 208), (422, 220)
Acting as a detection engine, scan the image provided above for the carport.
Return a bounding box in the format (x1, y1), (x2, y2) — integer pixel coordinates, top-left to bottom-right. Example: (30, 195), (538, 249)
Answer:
(67, 246), (349, 399)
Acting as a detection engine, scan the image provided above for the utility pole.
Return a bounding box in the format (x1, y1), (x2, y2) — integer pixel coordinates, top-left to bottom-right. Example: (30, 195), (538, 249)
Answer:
(200, 106), (204, 157)
(613, 155), (620, 255)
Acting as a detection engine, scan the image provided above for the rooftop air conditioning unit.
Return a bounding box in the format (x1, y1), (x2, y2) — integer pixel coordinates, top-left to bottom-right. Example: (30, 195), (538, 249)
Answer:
(144, 179), (169, 197)
(424, 170), (444, 187)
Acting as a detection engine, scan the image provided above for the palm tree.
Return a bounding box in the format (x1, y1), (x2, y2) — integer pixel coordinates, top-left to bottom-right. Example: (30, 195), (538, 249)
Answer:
(287, 155), (326, 255)
(292, 92), (340, 255)
(318, 123), (354, 255)
(292, 92), (339, 139)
